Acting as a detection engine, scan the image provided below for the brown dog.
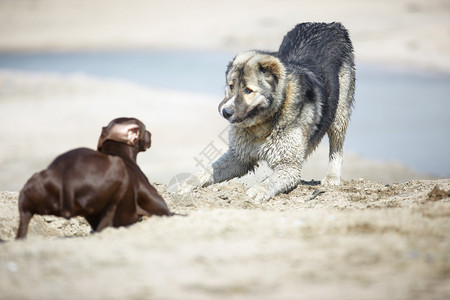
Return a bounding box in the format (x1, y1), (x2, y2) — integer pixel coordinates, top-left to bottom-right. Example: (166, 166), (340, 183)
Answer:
(16, 117), (172, 239)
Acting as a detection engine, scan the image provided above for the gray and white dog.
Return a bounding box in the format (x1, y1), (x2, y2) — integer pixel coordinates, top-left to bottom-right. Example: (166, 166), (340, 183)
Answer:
(181, 22), (355, 202)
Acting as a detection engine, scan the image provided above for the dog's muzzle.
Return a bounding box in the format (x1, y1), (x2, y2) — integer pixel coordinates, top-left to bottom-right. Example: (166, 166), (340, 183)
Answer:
(220, 95), (236, 120)
(221, 107), (234, 120)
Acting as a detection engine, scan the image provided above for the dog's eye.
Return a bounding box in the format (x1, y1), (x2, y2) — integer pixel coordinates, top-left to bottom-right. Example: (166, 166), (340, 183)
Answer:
(229, 84), (234, 91)
(243, 87), (253, 94)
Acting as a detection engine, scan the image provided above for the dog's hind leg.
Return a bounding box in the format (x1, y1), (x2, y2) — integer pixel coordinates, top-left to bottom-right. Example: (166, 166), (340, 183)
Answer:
(323, 63), (355, 186)
(85, 214), (101, 231)
(95, 203), (118, 232)
(16, 210), (33, 239)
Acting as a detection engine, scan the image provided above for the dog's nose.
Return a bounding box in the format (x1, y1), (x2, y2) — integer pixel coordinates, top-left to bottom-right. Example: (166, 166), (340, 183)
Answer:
(222, 107), (234, 119)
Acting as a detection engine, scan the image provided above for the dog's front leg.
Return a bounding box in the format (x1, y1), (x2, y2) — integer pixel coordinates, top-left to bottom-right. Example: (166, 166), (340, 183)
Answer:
(247, 136), (306, 202)
(179, 149), (253, 193)
(212, 149), (254, 183)
(246, 165), (302, 202)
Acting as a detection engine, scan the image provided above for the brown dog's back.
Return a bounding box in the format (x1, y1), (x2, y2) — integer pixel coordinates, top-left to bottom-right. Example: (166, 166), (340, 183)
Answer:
(17, 117), (173, 239)
(17, 148), (129, 238)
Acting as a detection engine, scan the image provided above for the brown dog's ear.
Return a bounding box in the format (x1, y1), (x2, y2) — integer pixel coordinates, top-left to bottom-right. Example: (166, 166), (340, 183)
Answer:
(97, 123), (142, 150)
(138, 130), (152, 152)
(125, 125), (141, 145)
(97, 127), (107, 151)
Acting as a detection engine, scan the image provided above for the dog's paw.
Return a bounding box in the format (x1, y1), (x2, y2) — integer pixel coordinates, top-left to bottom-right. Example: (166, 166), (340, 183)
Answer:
(176, 167), (214, 194)
(321, 175), (340, 186)
(246, 185), (272, 202)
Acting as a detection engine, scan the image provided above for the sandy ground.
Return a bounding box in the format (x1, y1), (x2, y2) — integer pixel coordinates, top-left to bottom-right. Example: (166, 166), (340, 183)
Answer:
(0, 0), (449, 299)
(1, 179), (449, 299)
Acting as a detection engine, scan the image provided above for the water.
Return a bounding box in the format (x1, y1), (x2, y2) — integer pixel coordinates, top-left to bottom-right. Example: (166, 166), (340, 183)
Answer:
(348, 65), (450, 177)
(0, 50), (449, 177)
(0, 50), (229, 94)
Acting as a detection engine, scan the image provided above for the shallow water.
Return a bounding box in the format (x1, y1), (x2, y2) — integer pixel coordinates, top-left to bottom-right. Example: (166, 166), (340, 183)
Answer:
(0, 50), (449, 177)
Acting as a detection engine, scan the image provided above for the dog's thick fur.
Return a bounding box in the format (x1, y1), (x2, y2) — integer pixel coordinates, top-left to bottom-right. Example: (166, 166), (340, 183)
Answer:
(16, 118), (172, 239)
(183, 22), (355, 202)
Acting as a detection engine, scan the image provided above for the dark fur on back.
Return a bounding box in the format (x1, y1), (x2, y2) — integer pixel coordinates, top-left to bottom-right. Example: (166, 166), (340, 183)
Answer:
(277, 22), (354, 147)
(181, 22), (356, 202)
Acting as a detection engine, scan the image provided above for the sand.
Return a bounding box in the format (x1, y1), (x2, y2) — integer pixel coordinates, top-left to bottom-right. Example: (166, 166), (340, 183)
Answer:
(0, 0), (449, 299)
(1, 179), (449, 299)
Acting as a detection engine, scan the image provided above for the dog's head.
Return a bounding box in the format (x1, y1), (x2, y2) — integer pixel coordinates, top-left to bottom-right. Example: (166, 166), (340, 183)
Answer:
(218, 51), (286, 127)
(97, 117), (151, 152)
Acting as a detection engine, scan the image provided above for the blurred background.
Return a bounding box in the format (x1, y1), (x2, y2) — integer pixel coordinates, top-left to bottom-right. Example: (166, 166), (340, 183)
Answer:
(0, 0), (449, 191)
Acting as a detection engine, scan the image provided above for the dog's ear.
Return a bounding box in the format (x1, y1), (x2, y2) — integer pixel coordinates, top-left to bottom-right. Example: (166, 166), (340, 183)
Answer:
(138, 130), (152, 152)
(258, 56), (284, 84)
(98, 123), (142, 149)
(227, 51), (258, 77)
(97, 127), (108, 151)
(125, 126), (142, 146)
